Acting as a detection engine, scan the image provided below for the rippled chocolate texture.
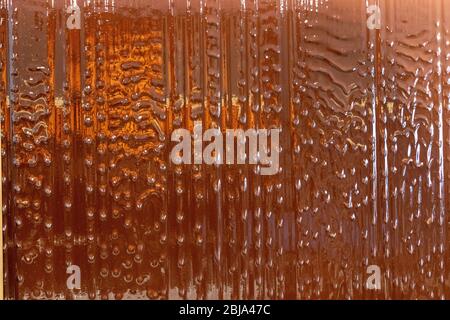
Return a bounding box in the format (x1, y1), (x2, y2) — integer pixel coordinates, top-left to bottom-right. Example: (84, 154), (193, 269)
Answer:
(1, 0), (450, 299)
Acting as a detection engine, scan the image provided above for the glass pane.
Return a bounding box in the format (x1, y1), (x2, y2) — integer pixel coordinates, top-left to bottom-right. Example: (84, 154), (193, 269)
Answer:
(1, 0), (449, 299)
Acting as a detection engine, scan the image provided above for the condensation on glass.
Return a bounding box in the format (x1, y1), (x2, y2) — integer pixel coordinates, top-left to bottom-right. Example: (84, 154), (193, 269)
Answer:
(1, 0), (450, 299)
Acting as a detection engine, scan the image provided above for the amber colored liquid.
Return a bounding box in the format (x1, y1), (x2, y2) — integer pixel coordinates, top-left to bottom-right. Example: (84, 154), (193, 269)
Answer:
(1, 0), (450, 299)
